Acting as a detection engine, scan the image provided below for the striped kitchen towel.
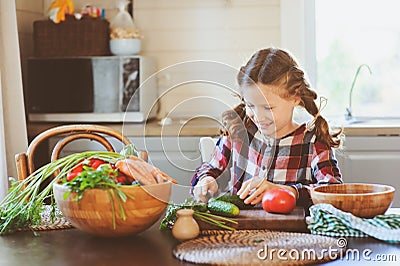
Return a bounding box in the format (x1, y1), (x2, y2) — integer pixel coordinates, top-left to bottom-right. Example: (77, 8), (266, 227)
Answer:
(306, 203), (400, 243)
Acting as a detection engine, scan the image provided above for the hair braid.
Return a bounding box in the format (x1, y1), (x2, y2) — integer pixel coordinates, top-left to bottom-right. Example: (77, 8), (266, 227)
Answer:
(277, 63), (343, 148)
(219, 103), (256, 139)
(300, 89), (342, 148)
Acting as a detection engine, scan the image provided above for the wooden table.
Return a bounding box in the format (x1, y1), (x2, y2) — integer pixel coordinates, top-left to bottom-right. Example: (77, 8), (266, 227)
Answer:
(0, 221), (399, 266)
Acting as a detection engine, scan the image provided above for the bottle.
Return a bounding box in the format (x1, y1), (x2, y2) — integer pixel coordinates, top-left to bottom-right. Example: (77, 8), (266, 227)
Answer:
(109, 0), (142, 55)
(172, 209), (200, 241)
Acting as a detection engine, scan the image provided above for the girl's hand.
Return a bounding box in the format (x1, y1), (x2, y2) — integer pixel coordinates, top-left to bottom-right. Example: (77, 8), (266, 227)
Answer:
(193, 176), (218, 203)
(237, 178), (276, 205)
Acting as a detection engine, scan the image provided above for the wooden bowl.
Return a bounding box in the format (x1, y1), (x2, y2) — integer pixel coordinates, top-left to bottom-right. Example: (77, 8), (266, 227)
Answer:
(53, 182), (171, 237)
(310, 183), (395, 218)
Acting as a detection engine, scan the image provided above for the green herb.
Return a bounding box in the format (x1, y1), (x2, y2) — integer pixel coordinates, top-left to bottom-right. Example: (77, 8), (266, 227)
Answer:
(60, 162), (135, 230)
(159, 198), (238, 231)
(62, 164), (119, 201)
(0, 151), (126, 235)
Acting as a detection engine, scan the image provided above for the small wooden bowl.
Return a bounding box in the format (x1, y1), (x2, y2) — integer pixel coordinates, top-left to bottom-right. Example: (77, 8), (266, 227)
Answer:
(53, 182), (171, 237)
(310, 183), (395, 218)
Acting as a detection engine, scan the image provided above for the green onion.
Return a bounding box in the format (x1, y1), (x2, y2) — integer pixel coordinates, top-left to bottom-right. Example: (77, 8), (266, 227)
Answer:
(193, 211), (237, 231)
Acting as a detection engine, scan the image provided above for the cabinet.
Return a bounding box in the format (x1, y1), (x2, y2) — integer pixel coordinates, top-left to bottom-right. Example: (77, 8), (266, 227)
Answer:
(50, 136), (204, 203)
(336, 136), (400, 207)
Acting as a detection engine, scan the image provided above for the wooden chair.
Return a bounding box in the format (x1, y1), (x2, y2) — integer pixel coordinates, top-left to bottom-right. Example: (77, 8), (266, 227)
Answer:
(15, 124), (147, 181)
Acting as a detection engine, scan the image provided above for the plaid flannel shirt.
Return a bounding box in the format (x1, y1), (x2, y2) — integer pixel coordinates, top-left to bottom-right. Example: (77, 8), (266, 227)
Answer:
(191, 124), (342, 206)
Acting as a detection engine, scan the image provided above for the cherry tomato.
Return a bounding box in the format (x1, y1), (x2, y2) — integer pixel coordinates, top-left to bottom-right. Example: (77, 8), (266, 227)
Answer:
(89, 158), (106, 169)
(66, 172), (79, 182)
(71, 164), (83, 174)
(116, 176), (126, 184)
(262, 188), (296, 214)
(115, 173), (134, 184)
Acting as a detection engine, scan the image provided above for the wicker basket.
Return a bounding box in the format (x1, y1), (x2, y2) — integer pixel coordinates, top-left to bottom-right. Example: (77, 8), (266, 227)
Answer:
(173, 230), (345, 265)
(33, 15), (111, 57)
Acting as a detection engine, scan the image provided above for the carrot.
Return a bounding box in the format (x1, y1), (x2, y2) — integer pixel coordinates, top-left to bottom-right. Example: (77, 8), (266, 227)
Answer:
(116, 156), (178, 184)
(128, 157), (178, 183)
(115, 159), (156, 185)
(152, 168), (178, 184)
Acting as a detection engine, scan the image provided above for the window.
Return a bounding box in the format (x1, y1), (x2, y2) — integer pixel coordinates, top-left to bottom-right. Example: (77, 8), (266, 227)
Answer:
(315, 0), (400, 118)
(281, 0), (400, 119)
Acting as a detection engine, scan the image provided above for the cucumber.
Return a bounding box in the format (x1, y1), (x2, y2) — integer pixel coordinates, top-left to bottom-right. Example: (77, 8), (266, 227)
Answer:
(207, 199), (240, 217)
(215, 195), (254, 210)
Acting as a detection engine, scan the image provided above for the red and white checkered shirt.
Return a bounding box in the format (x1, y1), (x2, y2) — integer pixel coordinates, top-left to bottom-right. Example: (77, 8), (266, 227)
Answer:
(191, 123), (342, 206)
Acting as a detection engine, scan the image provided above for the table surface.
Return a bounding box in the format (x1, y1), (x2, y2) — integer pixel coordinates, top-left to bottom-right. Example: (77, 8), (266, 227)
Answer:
(0, 220), (399, 266)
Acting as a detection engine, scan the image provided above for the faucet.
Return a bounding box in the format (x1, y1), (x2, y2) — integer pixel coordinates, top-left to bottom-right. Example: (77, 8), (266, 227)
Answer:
(345, 64), (372, 121)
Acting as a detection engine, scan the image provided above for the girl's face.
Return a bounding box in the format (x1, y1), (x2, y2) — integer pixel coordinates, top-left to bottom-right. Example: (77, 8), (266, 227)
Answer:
(243, 83), (299, 138)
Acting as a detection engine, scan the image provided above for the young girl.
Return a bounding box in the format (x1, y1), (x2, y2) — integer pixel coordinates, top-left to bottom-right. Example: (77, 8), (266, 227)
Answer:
(191, 48), (343, 208)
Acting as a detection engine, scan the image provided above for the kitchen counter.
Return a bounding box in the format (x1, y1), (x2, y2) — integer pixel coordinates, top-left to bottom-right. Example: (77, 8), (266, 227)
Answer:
(333, 118), (400, 136)
(27, 117), (222, 138)
(27, 117), (400, 138)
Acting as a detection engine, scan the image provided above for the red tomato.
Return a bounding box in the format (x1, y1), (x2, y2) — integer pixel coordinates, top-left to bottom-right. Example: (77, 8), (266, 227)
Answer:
(116, 176), (126, 184)
(115, 173), (134, 185)
(89, 158), (106, 169)
(71, 164), (83, 173)
(262, 188), (296, 214)
(66, 172), (79, 182)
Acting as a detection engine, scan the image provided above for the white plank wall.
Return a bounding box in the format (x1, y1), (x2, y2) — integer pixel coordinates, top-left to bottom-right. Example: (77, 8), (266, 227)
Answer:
(15, 0), (45, 85)
(16, 0), (281, 119)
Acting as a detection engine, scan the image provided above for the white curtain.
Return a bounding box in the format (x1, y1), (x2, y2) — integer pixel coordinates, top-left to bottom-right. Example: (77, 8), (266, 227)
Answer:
(0, 1), (29, 200)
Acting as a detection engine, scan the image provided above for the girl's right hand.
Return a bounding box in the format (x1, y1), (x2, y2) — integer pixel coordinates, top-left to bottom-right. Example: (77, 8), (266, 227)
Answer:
(193, 176), (218, 203)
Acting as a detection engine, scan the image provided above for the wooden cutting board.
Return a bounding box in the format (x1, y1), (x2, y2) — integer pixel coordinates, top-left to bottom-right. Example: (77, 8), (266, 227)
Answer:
(197, 206), (307, 232)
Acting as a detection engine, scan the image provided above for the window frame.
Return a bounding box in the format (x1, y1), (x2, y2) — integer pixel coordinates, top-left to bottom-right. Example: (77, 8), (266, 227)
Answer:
(280, 0), (317, 87)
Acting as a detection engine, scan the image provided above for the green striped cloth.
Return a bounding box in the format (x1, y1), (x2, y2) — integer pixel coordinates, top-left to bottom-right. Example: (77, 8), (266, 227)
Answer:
(306, 203), (400, 243)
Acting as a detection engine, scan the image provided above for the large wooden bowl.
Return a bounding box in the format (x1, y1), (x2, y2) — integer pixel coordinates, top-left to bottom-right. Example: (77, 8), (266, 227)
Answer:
(310, 183), (395, 218)
(53, 182), (171, 237)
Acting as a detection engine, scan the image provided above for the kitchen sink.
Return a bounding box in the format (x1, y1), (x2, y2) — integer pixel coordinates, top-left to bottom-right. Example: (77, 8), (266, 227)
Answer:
(328, 116), (400, 127)
(343, 117), (400, 126)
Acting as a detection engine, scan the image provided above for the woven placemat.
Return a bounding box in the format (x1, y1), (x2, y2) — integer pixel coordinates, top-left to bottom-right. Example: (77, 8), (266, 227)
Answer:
(173, 230), (345, 265)
(18, 205), (73, 232)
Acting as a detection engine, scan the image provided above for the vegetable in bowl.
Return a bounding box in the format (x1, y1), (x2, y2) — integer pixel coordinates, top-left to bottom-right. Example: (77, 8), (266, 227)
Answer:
(0, 146), (175, 235)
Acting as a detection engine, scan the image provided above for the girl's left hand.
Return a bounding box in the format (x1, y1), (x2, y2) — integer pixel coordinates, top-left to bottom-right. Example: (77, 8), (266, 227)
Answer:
(237, 178), (276, 205)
